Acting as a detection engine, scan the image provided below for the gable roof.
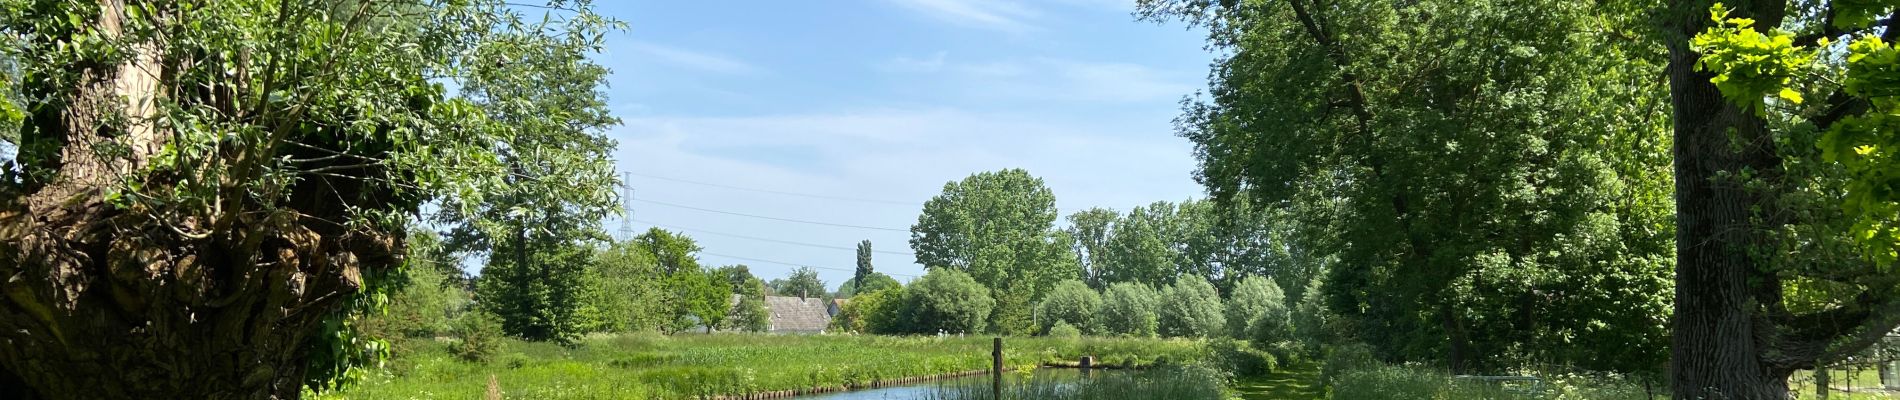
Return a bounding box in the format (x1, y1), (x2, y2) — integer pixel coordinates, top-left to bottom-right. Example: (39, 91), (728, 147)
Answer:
(765, 296), (831, 333)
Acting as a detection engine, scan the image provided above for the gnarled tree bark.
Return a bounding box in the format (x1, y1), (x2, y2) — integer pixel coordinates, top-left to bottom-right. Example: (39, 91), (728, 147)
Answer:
(0, 1), (405, 398)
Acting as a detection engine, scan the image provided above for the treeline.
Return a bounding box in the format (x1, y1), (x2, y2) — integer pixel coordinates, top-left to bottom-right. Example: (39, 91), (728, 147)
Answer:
(364, 226), (777, 349)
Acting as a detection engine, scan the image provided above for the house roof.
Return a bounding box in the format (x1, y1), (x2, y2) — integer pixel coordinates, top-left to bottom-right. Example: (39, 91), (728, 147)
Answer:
(765, 296), (831, 333)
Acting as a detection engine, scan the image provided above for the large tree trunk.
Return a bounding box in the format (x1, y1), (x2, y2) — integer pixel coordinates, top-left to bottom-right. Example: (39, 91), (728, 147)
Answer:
(1663, 0), (1800, 398)
(0, 2), (402, 398)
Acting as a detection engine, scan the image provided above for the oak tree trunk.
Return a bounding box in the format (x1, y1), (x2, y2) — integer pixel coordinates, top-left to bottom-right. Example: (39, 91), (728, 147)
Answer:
(1664, 0), (1797, 398)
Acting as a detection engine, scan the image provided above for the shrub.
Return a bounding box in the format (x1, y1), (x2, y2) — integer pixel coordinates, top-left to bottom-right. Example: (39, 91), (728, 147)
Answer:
(726, 294), (770, 332)
(1290, 277), (1333, 354)
(1159, 276), (1226, 338)
(451, 311), (504, 363)
(1099, 282), (1160, 337)
(1321, 342), (1380, 387)
(1048, 321), (1084, 338)
(904, 269), (994, 334)
(1248, 303), (1293, 347)
(1330, 364), (1448, 400)
(1035, 280), (1102, 334)
(1224, 276), (1284, 338)
(1208, 338), (1278, 377)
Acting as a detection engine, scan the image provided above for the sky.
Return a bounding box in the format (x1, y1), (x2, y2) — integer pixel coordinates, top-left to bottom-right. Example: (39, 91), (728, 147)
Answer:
(586, 0), (1216, 289)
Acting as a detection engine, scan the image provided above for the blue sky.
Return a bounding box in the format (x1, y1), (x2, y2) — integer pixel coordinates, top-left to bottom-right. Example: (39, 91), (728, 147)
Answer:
(589, 0), (1214, 289)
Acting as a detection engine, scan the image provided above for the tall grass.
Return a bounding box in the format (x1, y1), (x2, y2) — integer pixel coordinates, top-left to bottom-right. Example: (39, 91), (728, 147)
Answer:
(315, 333), (1206, 399)
(922, 365), (1228, 400)
(1329, 364), (1659, 400)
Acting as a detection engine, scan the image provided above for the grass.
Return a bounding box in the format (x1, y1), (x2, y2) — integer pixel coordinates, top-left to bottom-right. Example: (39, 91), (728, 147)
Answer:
(315, 333), (1207, 399)
(1791, 367), (1900, 400)
(1320, 364), (1659, 400)
(1234, 362), (1325, 399)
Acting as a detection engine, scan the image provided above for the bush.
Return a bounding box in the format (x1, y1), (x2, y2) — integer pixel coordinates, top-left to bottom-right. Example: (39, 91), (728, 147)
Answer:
(1247, 304), (1293, 347)
(830, 286), (906, 334)
(1208, 339), (1278, 377)
(1290, 277), (1333, 354)
(450, 311), (504, 363)
(1330, 364), (1448, 400)
(1099, 282), (1160, 337)
(1035, 280), (1102, 334)
(1225, 276), (1284, 338)
(904, 269), (994, 334)
(1048, 321), (1083, 338)
(1321, 342), (1380, 387)
(1159, 276), (1226, 338)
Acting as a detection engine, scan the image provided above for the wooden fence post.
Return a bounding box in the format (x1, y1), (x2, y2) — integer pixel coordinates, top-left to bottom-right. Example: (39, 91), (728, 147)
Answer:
(993, 337), (1003, 400)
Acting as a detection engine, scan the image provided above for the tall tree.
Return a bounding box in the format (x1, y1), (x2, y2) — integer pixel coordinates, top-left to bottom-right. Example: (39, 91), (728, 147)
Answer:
(1140, 0), (1676, 374)
(855, 240), (874, 285)
(910, 169), (1078, 334)
(581, 242), (665, 333)
(1100, 202), (1178, 288)
(1066, 207), (1119, 289)
(1667, 0), (1900, 396)
(635, 227), (701, 275)
(0, 1), (620, 397)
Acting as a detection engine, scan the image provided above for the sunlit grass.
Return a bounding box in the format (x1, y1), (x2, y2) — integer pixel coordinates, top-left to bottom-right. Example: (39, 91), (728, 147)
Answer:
(315, 333), (1206, 399)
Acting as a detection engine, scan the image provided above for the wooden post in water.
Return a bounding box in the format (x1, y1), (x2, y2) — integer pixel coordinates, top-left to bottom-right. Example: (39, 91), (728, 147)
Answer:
(992, 337), (1004, 400)
(1080, 355), (1093, 379)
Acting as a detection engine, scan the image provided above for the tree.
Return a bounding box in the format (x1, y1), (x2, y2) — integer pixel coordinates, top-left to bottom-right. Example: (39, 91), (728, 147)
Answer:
(1159, 275), (1226, 338)
(716, 264), (769, 332)
(636, 228), (702, 275)
(902, 269), (995, 334)
(1035, 280), (1104, 335)
(855, 240), (874, 285)
(1663, 1), (1900, 396)
(477, 241), (594, 344)
(911, 169), (1078, 334)
(1139, 0), (1676, 373)
(1100, 202), (1179, 288)
(580, 242), (665, 333)
(1100, 282), (1161, 337)
(0, 1), (623, 396)
(366, 230), (473, 339)
(1290, 278), (1334, 354)
(663, 267), (730, 334)
(832, 286), (907, 334)
(777, 266), (827, 299)
(1066, 207), (1120, 289)
(837, 272), (901, 298)
(1225, 276), (1286, 340)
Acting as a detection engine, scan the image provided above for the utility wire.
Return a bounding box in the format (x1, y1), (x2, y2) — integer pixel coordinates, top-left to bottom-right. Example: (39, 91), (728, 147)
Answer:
(635, 219), (914, 256)
(633, 198), (910, 232)
(699, 251), (921, 278)
(625, 171), (917, 206)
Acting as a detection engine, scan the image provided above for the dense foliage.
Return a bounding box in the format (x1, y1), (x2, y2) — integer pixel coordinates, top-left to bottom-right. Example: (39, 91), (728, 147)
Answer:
(1159, 276), (1227, 338)
(911, 169), (1079, 334)
(903, 269), (996, 334)
(1034, 280), (1104, 335)
(1099, 282), (1162, 337)
(1138, 0), (1677, 374)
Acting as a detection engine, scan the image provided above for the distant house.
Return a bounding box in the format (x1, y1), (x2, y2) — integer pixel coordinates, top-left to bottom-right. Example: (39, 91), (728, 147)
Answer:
(763, 296), (832, 333)
(828, 298), (847, 317)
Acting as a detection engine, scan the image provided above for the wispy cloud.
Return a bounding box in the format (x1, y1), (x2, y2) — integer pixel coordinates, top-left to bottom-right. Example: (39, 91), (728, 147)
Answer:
(877, 54), (1196, 103)
(627, 42), (765, 76)
(885, 0), (1041, 32)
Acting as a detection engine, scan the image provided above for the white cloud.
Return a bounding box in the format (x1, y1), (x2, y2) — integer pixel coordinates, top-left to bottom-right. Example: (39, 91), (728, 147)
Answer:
(885, 0), (1042, 32)
(627, 42), (765, 76)
(878, 54), (1197, 103)
(607, 107), (1201, 284)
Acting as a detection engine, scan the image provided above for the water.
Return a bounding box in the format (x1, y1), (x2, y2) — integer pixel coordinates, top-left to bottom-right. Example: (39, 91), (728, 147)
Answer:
(791, 368), (1121, 400)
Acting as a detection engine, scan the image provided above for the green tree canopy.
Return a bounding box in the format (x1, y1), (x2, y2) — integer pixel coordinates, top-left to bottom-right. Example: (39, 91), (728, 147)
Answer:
(837, 272), (901, 298)
(1159, 275), (1226, 338)
(1139, 0), (1676, 373)
(903, 268), (995, 334)
(1225, 276), (1285, 339)
(1099, 282), (1161, 337)
(1034, 280), (1104, 335)
(776, 266), (828, 299)
(910, 169), (1078, 334)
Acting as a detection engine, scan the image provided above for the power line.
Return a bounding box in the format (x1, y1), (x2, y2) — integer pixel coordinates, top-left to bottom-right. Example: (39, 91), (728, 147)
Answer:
(635, 219), (914, 256)
(633, 198), (910, 232)
(625, 171), (917, 206)
(699, 251), (921, 278)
